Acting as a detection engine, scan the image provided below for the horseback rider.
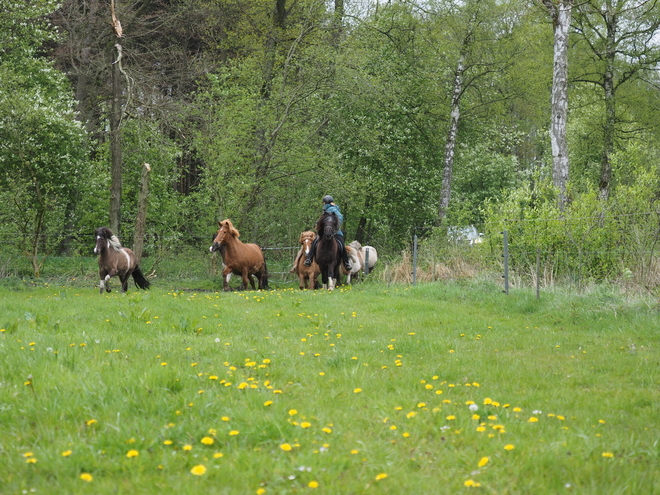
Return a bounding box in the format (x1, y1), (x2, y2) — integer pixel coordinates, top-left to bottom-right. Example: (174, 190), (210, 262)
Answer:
(304, 195), (353, 271)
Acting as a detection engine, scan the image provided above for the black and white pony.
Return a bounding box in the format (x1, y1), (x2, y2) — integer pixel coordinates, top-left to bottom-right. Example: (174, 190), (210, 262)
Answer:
(94, 227), (150, 294)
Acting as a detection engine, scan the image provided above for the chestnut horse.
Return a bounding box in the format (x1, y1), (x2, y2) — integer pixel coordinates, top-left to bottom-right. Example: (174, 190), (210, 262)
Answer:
(210, 219), (269, 291)
(291, 231), (320, 289)
(94, 227), (150, 294)
(314, 212), (341, 291)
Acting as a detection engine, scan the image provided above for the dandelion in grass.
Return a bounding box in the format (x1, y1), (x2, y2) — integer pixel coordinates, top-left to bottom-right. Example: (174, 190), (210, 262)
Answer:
(464, 480), (481, 487)
(280, 443), (293, 452)
(229, 430), (239, 436)
(446, 415), (456, 420)
(213, 452), (224, 458)
(26, 457), (37, 464)
(80, 473), (93, 482)
(301, 422), (311, 429)
(322, 427), (332, 434)
(354, 388), (362, 394)
(478, 457), (489, 467)
(183, 445), (193, 451)
(62, 450), (72, 457)
(256, 489), (266, 495)
(85, 419), (97, 426)
(375, 473), (388, 481)
(504, 444), (515, 451)
(289, 409), (298, 416)
(201, 436), (214, 445)
(308, 481), (319, 488)
(264, 400), (273, 406)
(602, 452), (614, 458)
(163, 440), (173, 446)
(190, 464), (207, 476)
(528, 417), (539, 423)
(406, 412), (417, 419)
(126, 449), (139, 458)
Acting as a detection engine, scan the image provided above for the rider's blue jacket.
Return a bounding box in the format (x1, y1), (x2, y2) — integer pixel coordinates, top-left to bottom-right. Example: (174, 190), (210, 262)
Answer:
(323, 203), (344, 237)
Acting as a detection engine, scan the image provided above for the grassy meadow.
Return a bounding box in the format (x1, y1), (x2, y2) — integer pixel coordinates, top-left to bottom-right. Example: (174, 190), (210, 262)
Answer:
(1, 280), (659, 494)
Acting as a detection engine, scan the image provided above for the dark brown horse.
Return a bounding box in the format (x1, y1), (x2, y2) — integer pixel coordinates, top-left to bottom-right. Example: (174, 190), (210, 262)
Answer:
(94, 227), (150, 294)
(315, 212), (341, 291)
(291, 231), (321, 290)
(210, 219), (269, 291)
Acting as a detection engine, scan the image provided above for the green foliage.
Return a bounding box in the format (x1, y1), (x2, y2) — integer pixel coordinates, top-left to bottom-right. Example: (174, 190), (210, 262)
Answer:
(483, 154), (660, 284)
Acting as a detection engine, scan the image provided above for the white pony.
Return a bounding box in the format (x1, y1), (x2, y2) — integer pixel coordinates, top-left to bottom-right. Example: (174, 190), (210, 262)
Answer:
(342, 241), (378, 283)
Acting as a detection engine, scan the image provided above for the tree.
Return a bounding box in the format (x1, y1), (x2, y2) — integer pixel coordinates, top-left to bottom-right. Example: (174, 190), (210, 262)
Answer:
(542, 0), (574, 211)
(572, 0), (660, 201)
(0, 1), (88, 275)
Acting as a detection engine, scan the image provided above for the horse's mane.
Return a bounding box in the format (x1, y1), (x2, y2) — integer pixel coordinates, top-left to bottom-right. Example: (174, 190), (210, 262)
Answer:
(108, 235), (122, 251)
(221, 219), (240, 238)
(300, 231), (316, 243)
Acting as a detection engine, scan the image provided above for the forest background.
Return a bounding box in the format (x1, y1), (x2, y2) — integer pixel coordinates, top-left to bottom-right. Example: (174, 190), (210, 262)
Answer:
(2, 0), (660, 289)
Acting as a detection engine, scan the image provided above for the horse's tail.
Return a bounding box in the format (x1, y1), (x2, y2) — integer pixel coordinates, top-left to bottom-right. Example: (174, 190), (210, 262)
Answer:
(132, 266), (151, 290)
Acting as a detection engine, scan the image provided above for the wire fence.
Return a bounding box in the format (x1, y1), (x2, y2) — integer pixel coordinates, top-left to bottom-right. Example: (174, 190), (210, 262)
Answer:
(2, 210), (660, 293)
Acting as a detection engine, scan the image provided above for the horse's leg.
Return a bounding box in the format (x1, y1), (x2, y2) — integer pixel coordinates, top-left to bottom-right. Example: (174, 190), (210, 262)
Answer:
(120, 272), (130, 293)
(99, 269), (109, 294)
(222, 267), (233, 291)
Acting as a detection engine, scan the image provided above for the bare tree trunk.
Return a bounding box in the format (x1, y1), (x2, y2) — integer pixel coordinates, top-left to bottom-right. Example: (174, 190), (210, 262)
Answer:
(544, 0), (573, 211)
(109, 0), (123, 233)
(437, 55), (464, 224)
(109, 44), (122, 234)
(133, 163), (151, 264)
(599, 12), (616, 201)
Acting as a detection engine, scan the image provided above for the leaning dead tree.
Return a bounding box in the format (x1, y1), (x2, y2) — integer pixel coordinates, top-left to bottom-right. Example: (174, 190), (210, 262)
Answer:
(109, 0), (123, 234)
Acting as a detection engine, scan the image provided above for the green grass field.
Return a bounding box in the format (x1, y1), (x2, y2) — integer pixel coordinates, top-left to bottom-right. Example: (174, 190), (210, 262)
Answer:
(1, 281), (659, 494)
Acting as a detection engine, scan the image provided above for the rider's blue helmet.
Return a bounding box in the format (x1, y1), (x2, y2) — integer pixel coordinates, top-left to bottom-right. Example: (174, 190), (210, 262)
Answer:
(323, 195), (334, 204)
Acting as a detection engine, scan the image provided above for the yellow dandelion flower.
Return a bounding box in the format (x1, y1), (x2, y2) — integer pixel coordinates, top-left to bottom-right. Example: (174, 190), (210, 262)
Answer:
(476, 426), (486, 432)
(126, 450), (139, 458)
(85, 419), (97, 426)
(213, 452), (224, 458)
(446, 415), (456, 420)
(79, 473), (93, 482)
(464, 480), (475, 487)
(280, 443), (293, 451)
(229, 430), (239, 436)
(322, 427), (332, 433)
(300, 422), (311, 428)
(26, 458), (37, 464)
(354, 388), (362, 393)
(308, 481), (319, 488)
(478, 456), (489, 467)
(222, 416), (230, 421)
(256, 489), (266, 495)
(183, 445), (193, 451)
(163, 440), (173, 446)
(417, 402), (426, 408)
(289, 409), (298, 416)
(264, 400), (273, 406)
(406, 412), (417, 419)
(62, 450), (72, 457)
(351, 449), (359, 454)
(528, 417), (539, 423)
(201, 436), (214, 445)
(504, 444), (515, 451)
(513, 407), (522, 413)
(375, 473), (388, 481)
(190, 464), (207, 476)
(602, 452), (614, 458)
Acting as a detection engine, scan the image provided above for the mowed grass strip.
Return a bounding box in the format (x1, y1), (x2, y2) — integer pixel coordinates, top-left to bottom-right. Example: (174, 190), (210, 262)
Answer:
(1, 282), (658, 494)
